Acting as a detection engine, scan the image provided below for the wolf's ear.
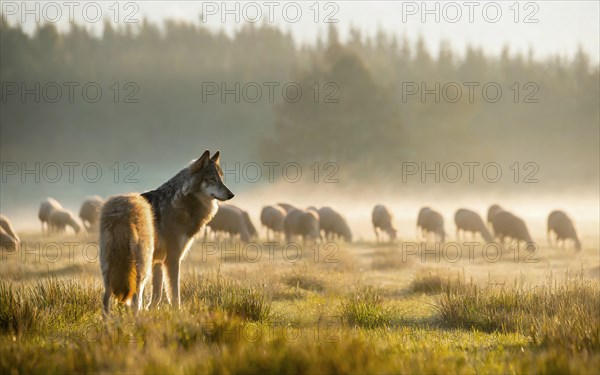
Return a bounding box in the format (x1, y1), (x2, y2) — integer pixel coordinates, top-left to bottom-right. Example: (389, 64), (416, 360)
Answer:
(190, 150), (210, 173)
(211, 150), (221, 164)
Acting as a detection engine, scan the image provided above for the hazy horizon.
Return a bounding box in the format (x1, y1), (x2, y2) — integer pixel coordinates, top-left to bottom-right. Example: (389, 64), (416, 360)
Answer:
(4, 1), (599, 63)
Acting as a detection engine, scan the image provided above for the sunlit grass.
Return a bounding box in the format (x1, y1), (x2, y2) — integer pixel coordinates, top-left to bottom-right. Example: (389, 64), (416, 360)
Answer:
(1, 234), (599, 373)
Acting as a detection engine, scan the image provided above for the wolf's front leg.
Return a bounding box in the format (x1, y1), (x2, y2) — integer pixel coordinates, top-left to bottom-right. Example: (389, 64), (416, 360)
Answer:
(166, 256), (181, 308)
(149, 263), (164, 308)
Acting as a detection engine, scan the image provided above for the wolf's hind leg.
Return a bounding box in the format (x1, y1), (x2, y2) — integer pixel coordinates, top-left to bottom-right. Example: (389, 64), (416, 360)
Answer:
(134, 282), (147, 313)
(102, 288), (111, 317)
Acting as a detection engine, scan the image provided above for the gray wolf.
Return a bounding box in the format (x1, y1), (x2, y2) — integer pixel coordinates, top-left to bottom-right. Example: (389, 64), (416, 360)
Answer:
(454, 208), (493, 242)
(372, 205), (397, 242)
(547, 210), (581, 250)
(100, 193), (154, 314)
(141, 150), (234, 308)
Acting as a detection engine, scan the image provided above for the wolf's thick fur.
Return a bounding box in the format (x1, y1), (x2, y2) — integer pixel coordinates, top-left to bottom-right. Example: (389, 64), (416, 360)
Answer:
(100, 194), (154, 314)
(141, 151), (234, 308)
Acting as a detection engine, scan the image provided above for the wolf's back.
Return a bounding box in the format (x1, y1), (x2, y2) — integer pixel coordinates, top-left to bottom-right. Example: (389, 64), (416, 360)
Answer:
(100, 194), (154, 304)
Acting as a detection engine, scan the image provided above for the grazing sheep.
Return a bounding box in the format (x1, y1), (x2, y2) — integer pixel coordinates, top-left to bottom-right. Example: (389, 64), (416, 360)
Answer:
(48, 209), (81, 234)
(455, 209), (493, 242)
(547, 210), (581, 251)
(284, 208), (320, 243)
(260, 205), (286, 240)
(1, 226), (19, 250)
(372, 205), (397, 242)
(318, 206), (352, 242)
(79, 196), (104, 232)
(38, 198), (63, 234)
(487, 204), (504, 226)
(0, 216), (19, 250)
(242, 210), (257, 238)
(0, 214), (20, 243)
(277, 203), (298, 213)
(491, 211), (534, 250)
(417, 207), (445, 243)
(207, 204), (253, 242)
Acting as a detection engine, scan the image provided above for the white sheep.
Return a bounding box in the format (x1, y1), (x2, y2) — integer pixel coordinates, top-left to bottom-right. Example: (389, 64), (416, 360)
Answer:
(48, 208), (81, 234)
(38, 198), (63, 234)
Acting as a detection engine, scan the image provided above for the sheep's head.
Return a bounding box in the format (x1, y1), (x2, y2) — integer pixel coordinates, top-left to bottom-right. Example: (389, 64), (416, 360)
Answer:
(69, 217), (82, 234)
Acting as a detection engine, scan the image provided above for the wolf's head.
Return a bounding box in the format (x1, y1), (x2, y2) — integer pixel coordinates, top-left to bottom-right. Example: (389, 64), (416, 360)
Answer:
(188, 150), (234, 202)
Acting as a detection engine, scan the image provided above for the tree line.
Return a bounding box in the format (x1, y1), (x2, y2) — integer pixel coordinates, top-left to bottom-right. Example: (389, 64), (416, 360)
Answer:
(1, 20), (598, 189)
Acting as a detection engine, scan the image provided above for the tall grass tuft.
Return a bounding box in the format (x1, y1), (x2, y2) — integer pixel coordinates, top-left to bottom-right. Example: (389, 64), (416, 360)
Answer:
(29, 277), (101, 322)
(409, 268), (467, 294)
(282, 269), (326, 292)
(0, 280), (40, 335)
(182, 273), (271, 322)
(341, 286), (394, 328)
(436, 273), (600, 351)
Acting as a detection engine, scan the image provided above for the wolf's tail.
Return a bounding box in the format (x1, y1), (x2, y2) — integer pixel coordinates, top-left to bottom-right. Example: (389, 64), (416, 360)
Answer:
(102, 223), (137, 305)
(100, 194), (154, 313)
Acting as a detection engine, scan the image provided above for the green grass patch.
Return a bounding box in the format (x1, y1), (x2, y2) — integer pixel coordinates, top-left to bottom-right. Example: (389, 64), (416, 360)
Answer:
(409, 268), (467, 295)
(341, 286), (396, 328)
(182, 273), (271, 321)
(281, 270), (326, 292)
(436, 273), (600, 351)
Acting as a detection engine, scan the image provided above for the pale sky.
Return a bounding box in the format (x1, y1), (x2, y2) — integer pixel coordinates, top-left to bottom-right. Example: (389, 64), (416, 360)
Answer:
(3, 1), (599, 63)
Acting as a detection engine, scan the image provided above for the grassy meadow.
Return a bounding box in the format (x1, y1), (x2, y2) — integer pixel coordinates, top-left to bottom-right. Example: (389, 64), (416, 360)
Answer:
(1, 231), (599, 374)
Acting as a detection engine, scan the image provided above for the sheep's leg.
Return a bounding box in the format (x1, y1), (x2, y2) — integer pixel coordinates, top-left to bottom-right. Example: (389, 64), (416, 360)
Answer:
(373, 227), (379, 242)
